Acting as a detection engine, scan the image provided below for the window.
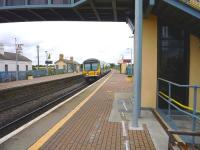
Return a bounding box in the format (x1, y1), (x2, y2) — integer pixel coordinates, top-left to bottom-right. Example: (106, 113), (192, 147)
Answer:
(0, 0), (3, 6)
(56, 65), (59, 69)
(5, 64), (8, 72)
(7, 0), (25, 6)
(17, 65), (19, 71)
(91, 63), (98, 71)
(84, 64), (91, 71)
(29, 0), (48, 5)
(26, 65), (28, 71)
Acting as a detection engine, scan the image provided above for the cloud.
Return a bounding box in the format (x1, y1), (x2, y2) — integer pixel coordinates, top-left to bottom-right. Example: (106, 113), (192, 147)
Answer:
(0, 21), (133, 65)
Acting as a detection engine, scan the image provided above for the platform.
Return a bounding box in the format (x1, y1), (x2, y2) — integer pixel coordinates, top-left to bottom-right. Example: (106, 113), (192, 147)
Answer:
(0, 72), (81, 91)
(0, 71), (168, 150)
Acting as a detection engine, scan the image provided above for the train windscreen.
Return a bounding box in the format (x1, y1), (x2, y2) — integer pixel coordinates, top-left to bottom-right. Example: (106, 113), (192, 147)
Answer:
(84, 64), (91, 71)
(91, 63), (98, 71)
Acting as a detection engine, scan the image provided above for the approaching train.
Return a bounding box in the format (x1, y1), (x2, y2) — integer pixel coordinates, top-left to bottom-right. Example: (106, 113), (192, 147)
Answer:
(82, 58), (111, 82)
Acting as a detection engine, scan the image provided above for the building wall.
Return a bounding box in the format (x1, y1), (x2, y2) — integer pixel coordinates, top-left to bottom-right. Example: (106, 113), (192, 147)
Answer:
(0, 60), (32, 71)
(141, 15), (158, 108)
(55, 61), (65, 69)
(189, 35), (200, 110)
(120, 63), (127, 74)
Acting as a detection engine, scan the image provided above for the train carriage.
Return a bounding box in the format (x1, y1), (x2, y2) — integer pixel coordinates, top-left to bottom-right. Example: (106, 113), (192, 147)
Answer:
(82, 58), (110, 82)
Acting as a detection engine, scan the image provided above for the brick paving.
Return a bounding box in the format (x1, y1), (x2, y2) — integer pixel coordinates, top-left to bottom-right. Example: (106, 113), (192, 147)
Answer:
(0, 72), (81, 91)
(40, 71), (156, 150)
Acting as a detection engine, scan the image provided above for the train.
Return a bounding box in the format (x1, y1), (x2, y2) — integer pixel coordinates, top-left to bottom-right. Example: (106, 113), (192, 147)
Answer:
(82, 58), (111, 82)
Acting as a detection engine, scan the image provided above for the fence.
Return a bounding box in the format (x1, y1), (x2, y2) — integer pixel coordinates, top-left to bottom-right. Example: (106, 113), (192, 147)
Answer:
(0, 69), (71, 83)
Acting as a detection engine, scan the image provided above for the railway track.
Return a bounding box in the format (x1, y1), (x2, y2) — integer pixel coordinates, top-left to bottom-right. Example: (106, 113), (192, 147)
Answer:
(0, 75), (83, 111)
(0, 78), (88, 138)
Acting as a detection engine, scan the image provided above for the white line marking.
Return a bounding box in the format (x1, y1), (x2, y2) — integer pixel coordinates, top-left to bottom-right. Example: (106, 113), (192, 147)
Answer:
(121, 121), (127, 137)
(122, 101), (128, 111)
(124, 140), (130, 150)
(0, 73), (111, 144)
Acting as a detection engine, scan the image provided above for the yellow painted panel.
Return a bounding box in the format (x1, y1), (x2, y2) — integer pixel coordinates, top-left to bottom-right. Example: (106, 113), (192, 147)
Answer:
(141, 15), (157, 108)
(120, 64), (127, 74)
(55, 61), (65, 69)
(189, 35), (200, 110)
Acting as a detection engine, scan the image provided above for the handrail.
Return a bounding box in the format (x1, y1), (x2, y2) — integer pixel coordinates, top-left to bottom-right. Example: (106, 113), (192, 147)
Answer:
(157, 78), (200, 144)
(158, 78), (200, 88)
(158, 93), (200, 120)
(179, 0), (200, 11)
(159, 91), (200, 113)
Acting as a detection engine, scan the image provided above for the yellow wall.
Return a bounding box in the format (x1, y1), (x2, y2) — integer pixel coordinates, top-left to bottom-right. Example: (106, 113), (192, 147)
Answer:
(55, 61), (65, 69)
(189, 35), (200, 110)
(141, 15), (157, 108)
(120, 63), (127, 74)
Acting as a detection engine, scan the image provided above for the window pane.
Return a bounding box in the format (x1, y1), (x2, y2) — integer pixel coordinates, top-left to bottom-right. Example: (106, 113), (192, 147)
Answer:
(5, 65), (8, 72)
(17, 65), (19, 71)
(29, 0), (48, 5)
(7, 0), (25, 6)
(0, 0), (3, 6)
(84, 64), (91, 71)
(53, 0), (71, 4)
(92, 63), (98, 71)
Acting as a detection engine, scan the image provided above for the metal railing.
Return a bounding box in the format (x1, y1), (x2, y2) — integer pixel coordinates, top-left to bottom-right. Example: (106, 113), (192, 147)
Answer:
(0, 69), (75, 83)
(180, 0), (200, 11)
(0, 0), (83, 7)
(157, 78), (200, 144)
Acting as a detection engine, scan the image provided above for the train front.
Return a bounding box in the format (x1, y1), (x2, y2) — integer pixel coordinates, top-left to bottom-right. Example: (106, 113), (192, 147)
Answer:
(82, 58), (101, 82)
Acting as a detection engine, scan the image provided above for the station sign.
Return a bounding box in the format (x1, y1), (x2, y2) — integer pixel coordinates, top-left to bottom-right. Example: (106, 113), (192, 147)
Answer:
(45, 60), (53, 64)
(123, 59), (131, 63)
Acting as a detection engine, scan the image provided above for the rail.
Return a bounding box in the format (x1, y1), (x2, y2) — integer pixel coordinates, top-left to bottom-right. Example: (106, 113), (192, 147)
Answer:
(0, 81), (88, 138)
(179, 0), (200, 11)
(157, 78), (200, 144)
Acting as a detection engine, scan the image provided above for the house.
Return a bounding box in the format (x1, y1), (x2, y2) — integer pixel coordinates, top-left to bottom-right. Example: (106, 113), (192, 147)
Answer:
(54, 54), (80, 73)
(0, 43), (32, 72)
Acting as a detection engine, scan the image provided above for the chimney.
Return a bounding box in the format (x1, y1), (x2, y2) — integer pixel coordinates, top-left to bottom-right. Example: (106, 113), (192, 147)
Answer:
(59, 54), (64, 60)
(70, 56), (73, 61)
(0, 43), (4, 55)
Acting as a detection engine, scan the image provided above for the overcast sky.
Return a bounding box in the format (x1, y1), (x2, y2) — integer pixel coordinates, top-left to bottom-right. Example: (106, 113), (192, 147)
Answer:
(0, 21), (133, 65)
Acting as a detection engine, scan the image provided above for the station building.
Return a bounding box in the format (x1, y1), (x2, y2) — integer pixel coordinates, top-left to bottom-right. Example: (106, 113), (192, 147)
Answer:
(0, 43), (32, 72)
(137, 1), (200, 112)
(55, 54), (80, 73)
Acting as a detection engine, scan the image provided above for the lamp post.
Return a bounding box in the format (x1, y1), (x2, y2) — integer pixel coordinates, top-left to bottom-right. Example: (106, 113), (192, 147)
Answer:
(15, 38), (18, 81)
(37, 45), (40, 70)
(126, 48), (133, 65)
(129, 35), (134, 65)
(15, 38), (23, 81)
(45, 51), (48, 76)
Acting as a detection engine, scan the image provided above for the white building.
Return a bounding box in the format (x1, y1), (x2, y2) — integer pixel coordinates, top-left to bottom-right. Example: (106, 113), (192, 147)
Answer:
(0, 43), (32, 72)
